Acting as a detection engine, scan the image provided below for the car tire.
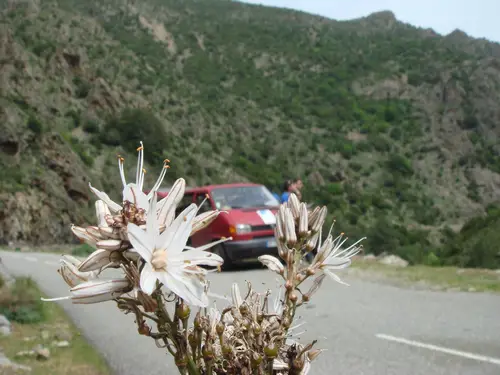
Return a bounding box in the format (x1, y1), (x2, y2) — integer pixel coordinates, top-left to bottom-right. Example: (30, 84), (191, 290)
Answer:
(212, 243), (233, 271)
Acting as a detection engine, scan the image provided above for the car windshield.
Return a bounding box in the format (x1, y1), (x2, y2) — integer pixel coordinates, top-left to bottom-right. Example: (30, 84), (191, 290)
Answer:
(210, 186), (280, 210)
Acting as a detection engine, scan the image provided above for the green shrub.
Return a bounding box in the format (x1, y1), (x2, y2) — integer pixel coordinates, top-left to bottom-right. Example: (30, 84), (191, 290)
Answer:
(72, 243), (95, 256)
(0, 277), (47, 324)
(27, 115), (43, 134)
(73, 76), (92, 99)
(83, 119), (100, 133)
(386, 154), (413, 176)
(424, 251), (441, 267)
(102, 108), (169, 164)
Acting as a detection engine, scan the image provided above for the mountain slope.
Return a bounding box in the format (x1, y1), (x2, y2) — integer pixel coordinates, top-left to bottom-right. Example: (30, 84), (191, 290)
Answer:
(1, 0), (499, 266)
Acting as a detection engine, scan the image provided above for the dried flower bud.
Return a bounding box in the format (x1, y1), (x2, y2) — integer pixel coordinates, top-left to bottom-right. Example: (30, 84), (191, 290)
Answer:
(309, 206), (327, 233)
(96, 239), (127, 251)
(70, 278), (131, 304)
(231, 283), (243, 308)
(284, 207), (297, 246)
(285, 280), (293, 291)
(276, 234), (288, 260)
(305, 232), (319, 252)
(277, 205), (288, 240)
(298, 203), (309, 237)
(289, 292), (298, 303)
(86, 226), (105, 240)
(258, 255), (284, 275)
(287, 193), (300, 219)
(175, 303), (191, 320)
(78, 249), (120, 272)
(191, 210), (220, 235)
(95, 200), (111, 228)
(307, 206), (320, 225)
(58, 258), (98, 288)
(306, 267), (316, 276)
(71, 225), (98, 247)
(296, 273), (305, 282)
(98, 226), (121, 240)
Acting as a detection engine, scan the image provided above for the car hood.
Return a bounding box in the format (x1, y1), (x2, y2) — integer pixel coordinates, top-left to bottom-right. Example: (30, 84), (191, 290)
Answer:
(226, 207), (279, 226)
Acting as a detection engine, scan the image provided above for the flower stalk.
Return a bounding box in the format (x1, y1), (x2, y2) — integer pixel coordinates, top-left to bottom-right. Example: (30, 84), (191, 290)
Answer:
(43, 142), (364, 375)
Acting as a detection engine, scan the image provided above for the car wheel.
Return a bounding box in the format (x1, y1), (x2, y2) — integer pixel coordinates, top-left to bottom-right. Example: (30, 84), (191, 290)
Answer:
(212, 243), (233, 271)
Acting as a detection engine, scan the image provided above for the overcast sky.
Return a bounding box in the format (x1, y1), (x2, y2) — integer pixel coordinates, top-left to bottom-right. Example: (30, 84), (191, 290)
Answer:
(240, 0), (500, 43)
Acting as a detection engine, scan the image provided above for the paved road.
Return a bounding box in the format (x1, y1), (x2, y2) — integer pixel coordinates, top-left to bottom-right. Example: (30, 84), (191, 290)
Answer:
(2, 250), (500, 375)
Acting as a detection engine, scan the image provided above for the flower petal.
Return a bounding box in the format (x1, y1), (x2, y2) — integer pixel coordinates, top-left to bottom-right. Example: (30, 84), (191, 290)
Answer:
(156, 203), (197, 254)
(140, 263), (157, 295)
(123, 183), (149, 211)
(258, 255), (284, 275)
(89, 183), (122, 212)
(322, 257), (352, 269)
(324, 269), (349, 286)
(70, 278), (130, 303)
(159, 270), (208, 307)
(127, 223), (153, 262)
(231, 283), (243, 308)
(173, 249), (224, 267)
(157, 178), (186, 226)
(146, 190), (159, 238)
(95, 200), (111, 228)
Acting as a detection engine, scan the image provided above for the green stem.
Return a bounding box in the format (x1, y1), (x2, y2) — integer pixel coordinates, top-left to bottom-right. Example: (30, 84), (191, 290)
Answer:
(186, 356), (201, 375)
(206, 362), (213, 375)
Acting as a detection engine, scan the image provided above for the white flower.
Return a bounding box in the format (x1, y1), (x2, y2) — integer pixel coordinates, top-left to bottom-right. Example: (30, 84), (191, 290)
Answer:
(311, 231), (365, 286)
(42, 278), (131, 304)
(58, 256), (100, 288)
(89, 142), (169, 213)
(78, 249), (121, 272)
(258, 255), (284, 275)
(127, 191), (227, 307)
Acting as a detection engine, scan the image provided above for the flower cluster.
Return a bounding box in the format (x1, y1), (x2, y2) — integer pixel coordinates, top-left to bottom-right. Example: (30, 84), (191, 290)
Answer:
(45, 143), (365, 375)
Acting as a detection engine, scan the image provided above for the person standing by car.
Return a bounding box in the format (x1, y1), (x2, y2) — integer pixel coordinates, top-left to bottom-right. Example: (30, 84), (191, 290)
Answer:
(280, 179), (294, 203)
(291, 178), (303, 201)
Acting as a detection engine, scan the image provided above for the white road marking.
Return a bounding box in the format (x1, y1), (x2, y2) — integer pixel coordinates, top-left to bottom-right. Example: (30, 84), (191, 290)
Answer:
(24, 256), (38, 262)
(376, 333), (500, 366)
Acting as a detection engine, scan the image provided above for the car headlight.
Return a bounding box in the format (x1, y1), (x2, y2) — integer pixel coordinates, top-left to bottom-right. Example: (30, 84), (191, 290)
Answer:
(229, 224), (252, 235)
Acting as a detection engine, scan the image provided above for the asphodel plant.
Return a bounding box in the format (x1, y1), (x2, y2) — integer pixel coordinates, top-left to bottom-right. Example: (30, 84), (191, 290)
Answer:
(44, 142), (365, 375)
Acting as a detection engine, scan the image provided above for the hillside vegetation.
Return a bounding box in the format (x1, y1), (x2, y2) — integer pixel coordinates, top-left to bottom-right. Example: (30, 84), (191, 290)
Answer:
(1, 0), (499, 268)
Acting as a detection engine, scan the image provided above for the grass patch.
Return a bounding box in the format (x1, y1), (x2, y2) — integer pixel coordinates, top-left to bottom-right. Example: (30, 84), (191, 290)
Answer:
(351, 258), (500, 293)
(0, 276), (111, 375)
(71, 243), (95, 257)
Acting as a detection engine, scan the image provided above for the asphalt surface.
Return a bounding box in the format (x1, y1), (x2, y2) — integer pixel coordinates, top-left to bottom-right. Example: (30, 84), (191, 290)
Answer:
(2, 250), (500, 375)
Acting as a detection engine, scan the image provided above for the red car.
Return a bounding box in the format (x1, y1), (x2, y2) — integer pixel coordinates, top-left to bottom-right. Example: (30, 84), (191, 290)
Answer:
(156, 183), (280, 268)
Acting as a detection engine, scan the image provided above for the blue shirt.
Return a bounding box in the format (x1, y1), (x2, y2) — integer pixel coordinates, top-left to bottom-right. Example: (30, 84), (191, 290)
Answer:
(280, 192), (290, 203)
